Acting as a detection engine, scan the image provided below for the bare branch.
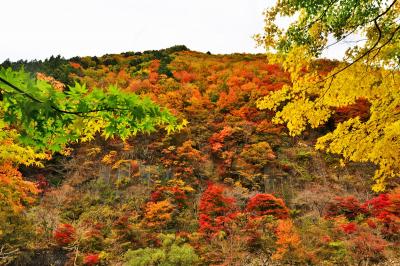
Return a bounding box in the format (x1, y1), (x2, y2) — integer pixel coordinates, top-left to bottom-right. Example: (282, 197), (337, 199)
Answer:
(372, 0), (398, 21)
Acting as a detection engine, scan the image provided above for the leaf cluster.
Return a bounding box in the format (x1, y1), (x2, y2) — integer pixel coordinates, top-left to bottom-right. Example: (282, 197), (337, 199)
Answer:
(0, 67), (178, 153)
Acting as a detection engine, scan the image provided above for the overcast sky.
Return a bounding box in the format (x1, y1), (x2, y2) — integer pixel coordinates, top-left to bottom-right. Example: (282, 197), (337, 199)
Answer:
(1, 0), (349, 62)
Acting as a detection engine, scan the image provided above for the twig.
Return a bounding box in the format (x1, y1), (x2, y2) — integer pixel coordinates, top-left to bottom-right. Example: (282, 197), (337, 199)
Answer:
(0, 245), (20, 259)
(73, 245), (79, 266)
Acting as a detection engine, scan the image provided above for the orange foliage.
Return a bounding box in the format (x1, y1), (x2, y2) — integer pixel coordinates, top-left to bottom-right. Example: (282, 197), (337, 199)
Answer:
(216, 89), (238, 111)
(272, 220), (302, 261)
(0, 162), (38, 213)
(209, 126), (233, 153)
(37, 72), (65, 91)
(70, 62), (82, 69)
(149, 60), (160, 71)
(143, 200), (175, 229)
(173, 70), (196, 83)
(149, 178), (195, 209)
(333, 98), (371, 125)
(256, 120), (283, 134)
(161, 141), (206, 180)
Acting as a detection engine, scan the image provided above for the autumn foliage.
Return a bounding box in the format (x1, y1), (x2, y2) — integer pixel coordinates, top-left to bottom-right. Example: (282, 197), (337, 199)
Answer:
(325, 196), (368, 220)
(1, 48), (399, 265)
(199, 183), (237, 235)
(364, 189), (400, 237)
(246, 194), (289, 220)
(83, 253), (100, 265)
(272, 220), (302, 261)
(53, 223), (76, 246)
(325, 189), (400, 238)
(0, 162), (38, 213)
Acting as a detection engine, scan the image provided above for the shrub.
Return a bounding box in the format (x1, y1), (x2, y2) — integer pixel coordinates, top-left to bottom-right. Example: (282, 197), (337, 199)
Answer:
(340, 222), (358, 234)
(364, 189), (400, 237)
(325, 196), (368, 220)
(53, 223), (76, 246)
(83, 253), (100, 266)
(198, 183), (237, 235)
(209, 127), (233, 153)
(149, 179), (195, 209)
(272, 220), (304, 263)
(347, 229), (389, 264)
(143, 200), (175, 229)
(124, 234), (199, 266)
(246, 194), (289, 220)
(240, 142), (276, 168)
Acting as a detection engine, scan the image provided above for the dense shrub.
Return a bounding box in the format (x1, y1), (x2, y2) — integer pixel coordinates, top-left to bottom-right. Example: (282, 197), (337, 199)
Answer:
(325, 196), (368, 220)
(53, 223), (76, 246)
(245, 194), (289, 219)
(83, 253), (100, 265)
(143, 200), (175, 229)
(124, 234), (199, 266)
(364, 189), (400, 237)
(198, 183), (238, 236)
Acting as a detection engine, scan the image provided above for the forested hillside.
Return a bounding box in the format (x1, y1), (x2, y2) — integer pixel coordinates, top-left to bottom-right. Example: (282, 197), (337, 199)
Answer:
(0, 46), (399, 265)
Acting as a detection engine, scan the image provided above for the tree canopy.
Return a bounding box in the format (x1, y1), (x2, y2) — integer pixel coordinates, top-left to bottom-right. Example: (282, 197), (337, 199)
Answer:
(256, 0), (400, 191)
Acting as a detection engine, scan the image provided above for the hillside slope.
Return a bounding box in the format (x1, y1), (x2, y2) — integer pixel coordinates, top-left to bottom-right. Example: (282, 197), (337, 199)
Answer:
(3, 47), (399, 265)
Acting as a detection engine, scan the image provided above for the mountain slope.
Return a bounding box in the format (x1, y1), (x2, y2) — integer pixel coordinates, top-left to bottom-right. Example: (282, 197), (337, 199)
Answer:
(3, 47), (399, 266)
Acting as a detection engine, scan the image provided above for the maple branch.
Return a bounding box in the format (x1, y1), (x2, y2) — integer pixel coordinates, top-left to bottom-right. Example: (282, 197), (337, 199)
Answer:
(314, 22), (400, 104)
(316, 75), (335, 104)
(372, 0), (398, 21)
(321, 27), (361, 52)
(319, 0), (398, 56)
(0, 76), (131, 116)
(0, 76), (43, 104)
(318, 20), (392, 83)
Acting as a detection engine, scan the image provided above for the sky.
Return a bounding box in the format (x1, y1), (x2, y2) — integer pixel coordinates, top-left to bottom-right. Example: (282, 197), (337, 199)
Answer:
(1, 0), (350, 62)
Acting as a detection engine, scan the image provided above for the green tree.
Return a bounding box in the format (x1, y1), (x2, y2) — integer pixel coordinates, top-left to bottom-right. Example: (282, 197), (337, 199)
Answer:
(0, 67), (179, 154)
(123, 234), (200, 266)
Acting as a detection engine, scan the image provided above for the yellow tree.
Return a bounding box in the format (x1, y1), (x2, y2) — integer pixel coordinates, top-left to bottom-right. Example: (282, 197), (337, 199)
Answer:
(256, 0), (400, 191)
